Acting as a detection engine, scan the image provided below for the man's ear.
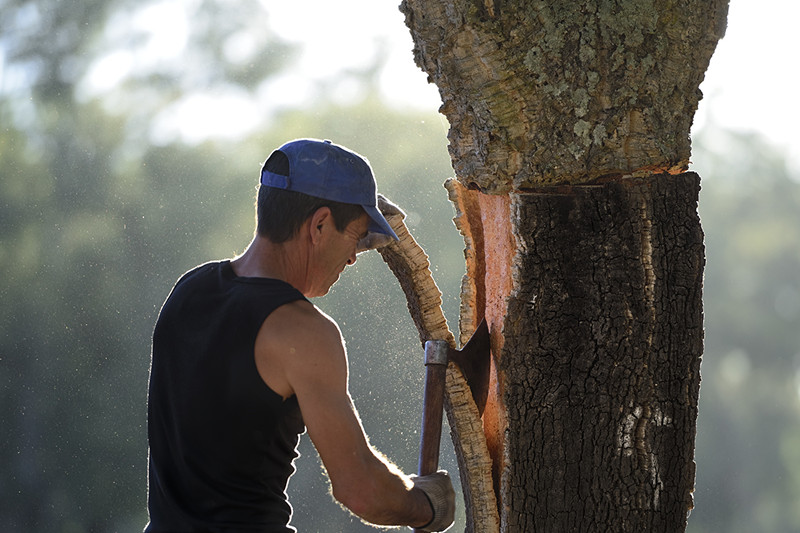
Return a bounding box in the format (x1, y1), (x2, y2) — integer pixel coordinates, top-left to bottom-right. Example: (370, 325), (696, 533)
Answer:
(307, 206), (333, 244)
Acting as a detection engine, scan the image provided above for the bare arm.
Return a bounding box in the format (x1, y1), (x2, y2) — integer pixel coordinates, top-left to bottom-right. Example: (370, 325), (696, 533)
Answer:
(255, 301), (433, 528)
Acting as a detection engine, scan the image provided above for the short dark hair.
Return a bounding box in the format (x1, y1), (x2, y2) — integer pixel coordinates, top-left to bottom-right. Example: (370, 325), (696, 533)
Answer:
(256, 151), (365, 243)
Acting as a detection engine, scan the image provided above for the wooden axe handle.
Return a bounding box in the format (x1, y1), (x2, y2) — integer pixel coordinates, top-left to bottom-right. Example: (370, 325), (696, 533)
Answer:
(417, 341), (449, 475)
(414, 341), (448, 533)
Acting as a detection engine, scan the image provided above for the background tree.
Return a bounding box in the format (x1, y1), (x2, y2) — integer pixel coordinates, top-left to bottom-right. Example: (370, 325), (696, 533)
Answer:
(400, 1), (727, 530)
(0, 0), (295, 529)
(686, 126), (800, 533)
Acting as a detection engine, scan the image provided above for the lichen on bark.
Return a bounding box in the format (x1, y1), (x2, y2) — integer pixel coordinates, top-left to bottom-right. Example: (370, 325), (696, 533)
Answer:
(400, 0), (728, 191)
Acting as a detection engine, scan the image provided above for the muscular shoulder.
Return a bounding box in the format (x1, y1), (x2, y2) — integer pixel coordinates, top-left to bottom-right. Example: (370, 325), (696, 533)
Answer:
(255, 300), (347, 398)
(266, 300), (343, 351)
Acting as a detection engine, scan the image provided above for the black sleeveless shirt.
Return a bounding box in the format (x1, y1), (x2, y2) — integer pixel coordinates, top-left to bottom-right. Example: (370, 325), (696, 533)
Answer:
(146, 261), (307, 532)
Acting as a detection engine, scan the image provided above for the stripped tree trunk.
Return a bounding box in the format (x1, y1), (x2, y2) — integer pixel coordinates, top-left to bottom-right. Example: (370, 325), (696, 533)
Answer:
(399, 1), (727, 531)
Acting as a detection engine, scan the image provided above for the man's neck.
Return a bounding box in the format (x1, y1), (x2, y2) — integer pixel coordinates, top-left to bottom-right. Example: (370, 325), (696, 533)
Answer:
(231, 235), (309, 292)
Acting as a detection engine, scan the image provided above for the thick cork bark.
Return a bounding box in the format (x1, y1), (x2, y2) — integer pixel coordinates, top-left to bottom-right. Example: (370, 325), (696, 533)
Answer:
(400, 0), (727, 192)
(377, 208), (500, 533)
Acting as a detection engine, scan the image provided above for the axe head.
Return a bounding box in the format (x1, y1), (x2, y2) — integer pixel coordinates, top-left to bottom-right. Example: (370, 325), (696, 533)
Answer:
(448, 318), (491, 415)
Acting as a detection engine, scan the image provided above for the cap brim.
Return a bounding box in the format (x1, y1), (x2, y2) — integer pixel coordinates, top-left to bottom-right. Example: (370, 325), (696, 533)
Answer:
(363, 204), (399, 241)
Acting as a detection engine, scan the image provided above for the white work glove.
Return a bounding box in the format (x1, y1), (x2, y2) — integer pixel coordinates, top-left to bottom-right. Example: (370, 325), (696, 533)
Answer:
(410, 470), (456, 532)
(356, 194), (405, 254)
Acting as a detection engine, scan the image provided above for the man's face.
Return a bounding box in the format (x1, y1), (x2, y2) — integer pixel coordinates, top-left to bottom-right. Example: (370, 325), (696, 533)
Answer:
(307, 213), (371, 297)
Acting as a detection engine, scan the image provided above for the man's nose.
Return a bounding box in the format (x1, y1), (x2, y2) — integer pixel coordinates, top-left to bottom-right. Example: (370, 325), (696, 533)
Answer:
(346, 250), (357, 266)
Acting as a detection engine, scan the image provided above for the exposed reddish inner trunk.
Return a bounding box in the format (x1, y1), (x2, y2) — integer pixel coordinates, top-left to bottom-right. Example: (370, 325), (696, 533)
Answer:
(456, 187), (515, 504)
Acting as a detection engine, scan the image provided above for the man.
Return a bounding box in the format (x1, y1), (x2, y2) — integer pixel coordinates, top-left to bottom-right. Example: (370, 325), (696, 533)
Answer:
(145, 139), (455, 532)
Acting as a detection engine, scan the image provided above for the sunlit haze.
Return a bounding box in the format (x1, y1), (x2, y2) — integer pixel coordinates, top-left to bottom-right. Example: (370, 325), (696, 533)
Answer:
(79, 0), (798, 168)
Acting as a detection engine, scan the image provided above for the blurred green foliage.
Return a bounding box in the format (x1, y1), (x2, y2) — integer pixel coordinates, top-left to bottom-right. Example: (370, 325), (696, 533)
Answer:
(2, 0), (800, 531)
(687, 128), (800, 533)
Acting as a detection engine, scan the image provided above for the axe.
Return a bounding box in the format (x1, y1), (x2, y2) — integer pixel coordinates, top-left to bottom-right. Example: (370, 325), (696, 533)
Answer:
(369, 195), (493, 530)
(413, 318), (490, 533)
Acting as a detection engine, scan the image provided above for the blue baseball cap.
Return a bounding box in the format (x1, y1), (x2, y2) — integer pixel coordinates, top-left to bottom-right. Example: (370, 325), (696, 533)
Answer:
(260, 138), (398, 241)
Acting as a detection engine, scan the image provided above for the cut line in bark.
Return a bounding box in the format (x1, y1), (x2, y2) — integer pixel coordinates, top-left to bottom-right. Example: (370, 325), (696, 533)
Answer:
(377, 206), (500, 533)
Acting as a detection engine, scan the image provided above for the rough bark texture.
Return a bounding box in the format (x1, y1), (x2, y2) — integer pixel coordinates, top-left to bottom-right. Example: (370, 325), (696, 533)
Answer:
(400, 0), (727, 192)
(447, 171), (705, 532)
(501, 173), (704, 531)
(400, 0), (725, 531)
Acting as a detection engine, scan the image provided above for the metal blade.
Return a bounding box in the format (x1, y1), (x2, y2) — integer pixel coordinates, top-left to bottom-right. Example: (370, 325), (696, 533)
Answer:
(448, 318), (491, 415)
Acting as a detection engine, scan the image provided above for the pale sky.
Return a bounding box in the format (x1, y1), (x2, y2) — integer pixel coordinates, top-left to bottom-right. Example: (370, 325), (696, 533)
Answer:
(264, 0), (800, 170)
(691, 0), (800, 170)
(79, 0), (800, 170)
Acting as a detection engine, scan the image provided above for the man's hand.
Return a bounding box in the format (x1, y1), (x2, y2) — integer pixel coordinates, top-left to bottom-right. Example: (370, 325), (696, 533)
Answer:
(411, 470), (456, 532)
(356, 194), (405, 253)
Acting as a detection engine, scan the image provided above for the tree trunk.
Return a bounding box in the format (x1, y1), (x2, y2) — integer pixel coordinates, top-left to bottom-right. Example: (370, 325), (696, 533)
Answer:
(400, 1), (727, 531)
